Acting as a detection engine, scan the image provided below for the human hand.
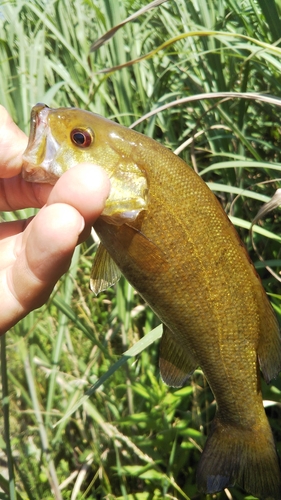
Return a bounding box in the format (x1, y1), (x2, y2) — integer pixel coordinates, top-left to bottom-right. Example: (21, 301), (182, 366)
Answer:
(0, 105), (110, 335)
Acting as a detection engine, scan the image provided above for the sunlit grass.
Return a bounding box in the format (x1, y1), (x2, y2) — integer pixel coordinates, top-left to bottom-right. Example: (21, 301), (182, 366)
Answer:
(1, 0), (281, 499)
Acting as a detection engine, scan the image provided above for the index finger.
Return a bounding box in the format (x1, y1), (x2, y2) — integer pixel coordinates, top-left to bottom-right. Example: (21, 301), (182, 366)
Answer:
(0, 105), (28, 177)
(0, 174), (53, 211)
(0, 106), (53, 210)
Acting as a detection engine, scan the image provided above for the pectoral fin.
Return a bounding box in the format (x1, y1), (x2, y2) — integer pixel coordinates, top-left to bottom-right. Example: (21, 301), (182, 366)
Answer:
(122, 225), (168, 274)
(90, 243), (121, 295)
(94, 219), (168, 276)
(159, 326), (198, 387)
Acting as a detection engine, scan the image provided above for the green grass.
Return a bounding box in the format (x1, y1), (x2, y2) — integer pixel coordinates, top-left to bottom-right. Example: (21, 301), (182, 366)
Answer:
(1, 0), (281, 499)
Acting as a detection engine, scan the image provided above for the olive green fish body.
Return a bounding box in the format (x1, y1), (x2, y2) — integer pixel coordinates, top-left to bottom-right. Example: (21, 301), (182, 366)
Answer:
(94, 128), (277, 413)
(22, 104), (281, 499)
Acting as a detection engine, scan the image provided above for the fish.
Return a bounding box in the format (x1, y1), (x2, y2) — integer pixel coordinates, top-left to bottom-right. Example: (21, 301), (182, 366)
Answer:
(22, 103), (281, 499)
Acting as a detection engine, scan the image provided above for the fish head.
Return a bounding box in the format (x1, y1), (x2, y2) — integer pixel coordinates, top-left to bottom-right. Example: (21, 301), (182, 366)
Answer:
(22, 104), (148, 222)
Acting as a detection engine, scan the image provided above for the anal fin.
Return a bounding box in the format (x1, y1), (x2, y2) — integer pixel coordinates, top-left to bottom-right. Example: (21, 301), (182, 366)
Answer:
(159, 325), (198, 387)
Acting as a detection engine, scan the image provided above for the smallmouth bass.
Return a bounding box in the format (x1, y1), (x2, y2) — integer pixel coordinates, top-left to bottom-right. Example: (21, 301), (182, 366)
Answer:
(22, 103), (281, 499)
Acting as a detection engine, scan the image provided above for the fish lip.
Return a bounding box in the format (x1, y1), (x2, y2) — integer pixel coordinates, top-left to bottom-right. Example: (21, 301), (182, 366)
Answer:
(24, 103), (49, 154)
(22, 103), (61, 184)
(22, 161), (58, 185)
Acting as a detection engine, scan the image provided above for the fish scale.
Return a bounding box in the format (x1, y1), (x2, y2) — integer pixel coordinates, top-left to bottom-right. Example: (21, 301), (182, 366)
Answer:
(22, 103), (281, 499)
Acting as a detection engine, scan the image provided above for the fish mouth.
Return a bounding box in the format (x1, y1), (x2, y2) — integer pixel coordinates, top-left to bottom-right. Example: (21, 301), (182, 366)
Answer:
(22, 103), (60, 185)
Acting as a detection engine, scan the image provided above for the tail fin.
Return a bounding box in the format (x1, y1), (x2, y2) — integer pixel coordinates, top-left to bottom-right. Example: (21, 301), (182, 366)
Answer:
(196, 416), (281, 500)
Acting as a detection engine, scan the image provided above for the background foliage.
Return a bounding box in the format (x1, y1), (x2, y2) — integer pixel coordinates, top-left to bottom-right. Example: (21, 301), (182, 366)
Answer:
(1, 0), (281, 499)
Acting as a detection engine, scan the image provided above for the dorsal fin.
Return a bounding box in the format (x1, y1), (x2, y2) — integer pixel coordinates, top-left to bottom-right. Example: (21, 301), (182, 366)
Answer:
(257, 297), (281, 383)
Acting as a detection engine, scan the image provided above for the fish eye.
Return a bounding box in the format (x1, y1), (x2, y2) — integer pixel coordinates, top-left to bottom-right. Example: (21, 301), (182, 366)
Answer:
(70, 128), (94, 148)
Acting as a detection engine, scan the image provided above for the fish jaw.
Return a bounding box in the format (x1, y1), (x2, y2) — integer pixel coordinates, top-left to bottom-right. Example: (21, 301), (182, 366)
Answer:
(22, 103), (63, 185)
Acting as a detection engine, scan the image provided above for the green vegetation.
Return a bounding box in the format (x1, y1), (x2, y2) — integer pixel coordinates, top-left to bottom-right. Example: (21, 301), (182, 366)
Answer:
(1, 0), (281, 498)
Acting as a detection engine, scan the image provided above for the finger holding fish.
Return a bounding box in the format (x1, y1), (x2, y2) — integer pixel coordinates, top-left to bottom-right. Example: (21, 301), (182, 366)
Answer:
(1, 203), (85, 334)
(0, 129), (110, 334)
(0, 104), (28, 177)
(46, 162), (111, 232)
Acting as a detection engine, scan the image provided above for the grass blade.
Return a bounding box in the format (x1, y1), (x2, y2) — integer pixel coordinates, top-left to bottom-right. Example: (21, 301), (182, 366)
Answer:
(54, 324), (163, 426)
